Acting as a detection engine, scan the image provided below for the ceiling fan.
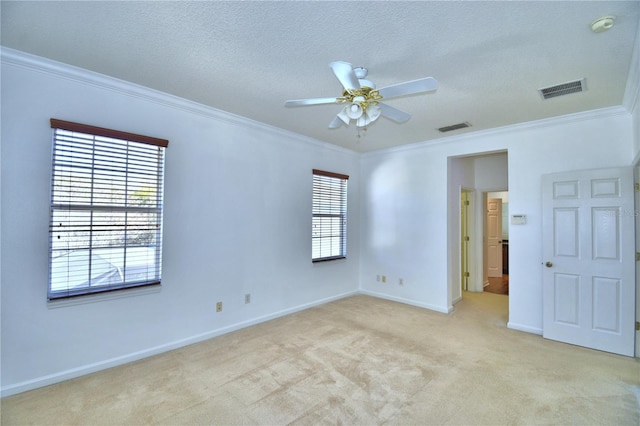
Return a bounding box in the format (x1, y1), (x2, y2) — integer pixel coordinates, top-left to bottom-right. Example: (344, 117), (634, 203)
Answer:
(285, 61), (438, 129)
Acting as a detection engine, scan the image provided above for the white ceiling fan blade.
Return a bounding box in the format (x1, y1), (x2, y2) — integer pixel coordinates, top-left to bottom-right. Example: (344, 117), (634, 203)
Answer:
(330, 61), (361, 91)
(285, 97), (340, 107)
(379, 102), (412, 123)
(377, 77), (438, 99)
(328, 116), (344, 129)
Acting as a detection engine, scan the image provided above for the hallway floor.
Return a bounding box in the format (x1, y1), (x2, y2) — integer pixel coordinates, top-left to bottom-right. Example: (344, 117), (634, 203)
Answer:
(484, 274), (509, 295)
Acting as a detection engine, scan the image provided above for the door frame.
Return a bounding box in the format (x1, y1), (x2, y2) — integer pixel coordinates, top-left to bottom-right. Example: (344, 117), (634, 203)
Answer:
(460, 188), (477, 293)
(631, 156), (640, 358)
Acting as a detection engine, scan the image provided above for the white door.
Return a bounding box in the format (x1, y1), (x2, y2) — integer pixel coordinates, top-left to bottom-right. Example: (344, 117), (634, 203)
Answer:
(487, 198), (503, 278)
(542, 167), (635, 356)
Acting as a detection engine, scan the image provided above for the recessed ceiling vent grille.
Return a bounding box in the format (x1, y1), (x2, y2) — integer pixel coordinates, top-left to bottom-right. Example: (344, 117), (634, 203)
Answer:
(438, 122), (471, 133)
(538, 78), (586, 100)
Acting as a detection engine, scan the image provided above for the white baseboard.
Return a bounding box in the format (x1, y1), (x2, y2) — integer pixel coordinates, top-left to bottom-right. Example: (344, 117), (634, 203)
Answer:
(1, 290), (358, 397)
(359, 289), (453, 313)
(507, 321), (543, 335)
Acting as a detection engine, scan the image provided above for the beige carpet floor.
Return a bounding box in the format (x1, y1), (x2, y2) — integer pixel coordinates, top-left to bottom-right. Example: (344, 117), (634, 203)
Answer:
(2, 293), (639, 425)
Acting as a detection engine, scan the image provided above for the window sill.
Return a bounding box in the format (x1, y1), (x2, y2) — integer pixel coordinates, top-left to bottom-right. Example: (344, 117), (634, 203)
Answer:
(47, 283), (161, 309)
(312, 256), (346, 264)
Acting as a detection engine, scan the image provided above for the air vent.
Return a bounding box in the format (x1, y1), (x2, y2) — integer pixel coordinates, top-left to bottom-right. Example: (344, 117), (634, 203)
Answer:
(538, 79), (586, 100)
(438, 122), (471, 133)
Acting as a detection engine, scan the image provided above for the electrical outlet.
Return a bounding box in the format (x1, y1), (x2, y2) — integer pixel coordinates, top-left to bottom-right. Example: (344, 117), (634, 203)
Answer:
(216, 301), (223, 312)
(382, 275), (387, 283)
(245, 293), (251, 304)
(399, 278), (404, 285)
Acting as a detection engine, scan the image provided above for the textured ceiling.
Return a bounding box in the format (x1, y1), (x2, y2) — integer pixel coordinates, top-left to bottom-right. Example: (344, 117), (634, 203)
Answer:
(2, 1), (639, 152)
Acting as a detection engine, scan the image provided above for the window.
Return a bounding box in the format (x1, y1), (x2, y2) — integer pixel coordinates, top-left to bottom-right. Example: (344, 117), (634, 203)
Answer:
(48, 119), (168, 300)
(312, 169), (348, 262)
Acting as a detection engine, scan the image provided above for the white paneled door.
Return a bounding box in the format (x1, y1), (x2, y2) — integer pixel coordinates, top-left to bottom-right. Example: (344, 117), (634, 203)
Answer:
(542, 168), (635, 356)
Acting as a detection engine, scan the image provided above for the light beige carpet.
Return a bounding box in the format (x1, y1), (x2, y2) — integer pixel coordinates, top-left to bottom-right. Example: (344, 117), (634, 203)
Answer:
(2, 293), (639, 425)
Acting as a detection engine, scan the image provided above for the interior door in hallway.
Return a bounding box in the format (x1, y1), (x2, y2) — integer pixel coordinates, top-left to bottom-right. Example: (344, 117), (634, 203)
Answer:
(487, 198), (503, 278)
(542, 167), (635, 356)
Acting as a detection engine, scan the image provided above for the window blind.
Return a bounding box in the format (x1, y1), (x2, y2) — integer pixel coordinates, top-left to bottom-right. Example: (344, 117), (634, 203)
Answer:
(48, 119), (168, 299)
(312, 169), (348, 262)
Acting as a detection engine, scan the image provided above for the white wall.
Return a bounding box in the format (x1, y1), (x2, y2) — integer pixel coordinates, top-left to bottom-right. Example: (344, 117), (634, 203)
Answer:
(0, 51), (360, 395)
(475, 154), (508, 191)
(359, 110), (634, 330)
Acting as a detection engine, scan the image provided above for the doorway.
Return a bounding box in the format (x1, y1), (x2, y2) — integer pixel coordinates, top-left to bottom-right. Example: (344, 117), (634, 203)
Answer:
(449, 151), (508, 307)
(447, 150), (509, 309)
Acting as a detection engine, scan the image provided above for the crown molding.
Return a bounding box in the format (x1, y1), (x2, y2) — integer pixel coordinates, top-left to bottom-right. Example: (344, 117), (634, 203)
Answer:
(0, 47), (358, 157)
(361, 105), (630, 159)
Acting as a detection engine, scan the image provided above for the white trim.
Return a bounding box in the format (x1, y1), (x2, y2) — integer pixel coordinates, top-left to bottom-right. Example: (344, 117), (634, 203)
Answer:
(508, 321), (542, 335)
(1, 290), (358, 397)
(358, 289), (453, 314)
(361, 106), (629, 159)
(0, 47), (358, 158)
(47, 284), (162, 309)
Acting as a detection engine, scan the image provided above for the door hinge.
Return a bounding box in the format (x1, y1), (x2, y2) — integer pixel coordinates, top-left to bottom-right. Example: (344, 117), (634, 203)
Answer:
(636, 252), (640, 261)
(465, 200), (470, 205)
(464, 236), (470, 241)
(636, 321), (640, 331)
(635, 183), (640, 192)
(464, 272), (470, 277)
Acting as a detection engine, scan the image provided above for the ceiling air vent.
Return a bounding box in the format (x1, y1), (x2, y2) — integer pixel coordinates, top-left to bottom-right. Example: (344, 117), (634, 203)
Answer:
(538, 78), (586, 100)
(438, 122), (471, 133)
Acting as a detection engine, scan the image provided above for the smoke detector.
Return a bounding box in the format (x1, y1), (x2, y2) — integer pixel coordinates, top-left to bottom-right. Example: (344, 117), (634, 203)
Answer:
(591, 16), (615, 33)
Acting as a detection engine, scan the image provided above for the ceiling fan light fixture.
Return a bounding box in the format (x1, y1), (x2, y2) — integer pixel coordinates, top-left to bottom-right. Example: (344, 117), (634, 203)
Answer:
(365, 104), (381, 121)
(356, 115), (372, 128)
(346, 102), (364, 119)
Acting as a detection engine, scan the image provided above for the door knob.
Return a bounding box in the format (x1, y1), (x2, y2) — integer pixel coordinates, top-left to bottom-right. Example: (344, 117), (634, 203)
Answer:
(545, 261), (553, 268)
